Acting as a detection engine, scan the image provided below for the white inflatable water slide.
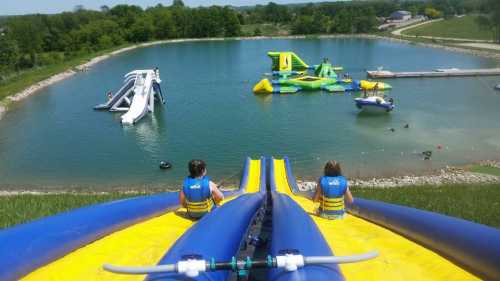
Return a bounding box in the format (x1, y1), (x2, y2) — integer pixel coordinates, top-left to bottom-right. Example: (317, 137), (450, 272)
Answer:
(94, 69), (165, 125)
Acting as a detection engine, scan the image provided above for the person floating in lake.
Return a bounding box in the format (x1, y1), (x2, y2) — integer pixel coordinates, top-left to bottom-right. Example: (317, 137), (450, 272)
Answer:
(107, 91), (113, 101)
(179, 159), (224, 219)
(313, 160), (354, 220)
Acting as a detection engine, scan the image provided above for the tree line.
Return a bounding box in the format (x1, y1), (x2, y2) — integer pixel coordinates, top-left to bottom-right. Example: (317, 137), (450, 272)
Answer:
(0, 0), (498, 78)
(0, 0), (240, 76)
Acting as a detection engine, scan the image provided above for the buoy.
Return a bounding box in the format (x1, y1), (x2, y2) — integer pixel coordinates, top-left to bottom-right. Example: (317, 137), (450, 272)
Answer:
(159, 161), (172, 169)
(437, 144), (443, 150)
(404, 124), (409, 128)
(389, 128), (395, 132)
(422, 150), (432, 160)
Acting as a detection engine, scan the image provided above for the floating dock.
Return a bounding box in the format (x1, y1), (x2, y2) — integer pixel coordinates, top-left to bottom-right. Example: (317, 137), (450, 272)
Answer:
(367, 68), (500, 79)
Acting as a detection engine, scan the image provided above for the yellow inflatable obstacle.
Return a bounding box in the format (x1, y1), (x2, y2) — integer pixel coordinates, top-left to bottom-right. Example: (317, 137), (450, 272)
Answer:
(268, 52), (309, 73)
(253, 78), (274, 93)
(359, 80), (392, 91)
(253, 78), (300, 94)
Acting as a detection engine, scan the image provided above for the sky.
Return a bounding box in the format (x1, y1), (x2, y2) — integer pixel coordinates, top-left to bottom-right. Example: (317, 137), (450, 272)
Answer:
(2, 0), (327, 15)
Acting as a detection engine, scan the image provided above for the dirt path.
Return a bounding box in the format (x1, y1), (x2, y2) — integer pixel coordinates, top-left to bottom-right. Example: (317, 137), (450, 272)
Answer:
(456, 43), (500, 51)
(392, 19), (443, 36)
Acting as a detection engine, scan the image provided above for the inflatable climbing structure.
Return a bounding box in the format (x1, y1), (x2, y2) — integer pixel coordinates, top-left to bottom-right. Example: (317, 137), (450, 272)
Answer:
(253, 52), (392, 94)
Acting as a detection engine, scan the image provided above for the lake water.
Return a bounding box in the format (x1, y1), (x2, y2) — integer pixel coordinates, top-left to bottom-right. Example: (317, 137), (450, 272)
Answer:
(1, 38), (499, 189)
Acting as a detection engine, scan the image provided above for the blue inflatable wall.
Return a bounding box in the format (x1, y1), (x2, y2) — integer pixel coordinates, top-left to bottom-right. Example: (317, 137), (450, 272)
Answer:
(349, 198), (500, 280)
(0, 192), (179, 281)
(268, 192), (344, 281)
(146, 193), (265, 281)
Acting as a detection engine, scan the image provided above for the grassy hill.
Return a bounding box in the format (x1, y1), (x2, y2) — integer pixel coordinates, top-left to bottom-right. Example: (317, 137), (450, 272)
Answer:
(403, 15), (494, 41)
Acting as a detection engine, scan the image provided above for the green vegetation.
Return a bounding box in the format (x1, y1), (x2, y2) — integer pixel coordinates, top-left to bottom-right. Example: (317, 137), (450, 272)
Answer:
(240, 23), (290, 36)
(404, 15), (494, 41)
(2, 183), (499, 229)
(0, 43), (131, 101)
(468, 165), (500, 177)
(352, 184), (500, 228)
(0, 192), (147, 229)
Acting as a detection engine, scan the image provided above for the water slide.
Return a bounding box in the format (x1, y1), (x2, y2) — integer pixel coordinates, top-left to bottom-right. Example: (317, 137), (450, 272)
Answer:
(0, 157), (266, 281)
(93, 77), (136, 110)
(269, 157), (500, 281)
(94, 69), (164, 124)
(2, 157), (499, 280)
(268, 51), (310, 73)
(120, 72), (153, 125)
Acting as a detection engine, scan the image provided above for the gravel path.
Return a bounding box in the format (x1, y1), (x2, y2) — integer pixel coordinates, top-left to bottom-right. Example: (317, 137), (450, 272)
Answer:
(456, 43), (500, 51)
(297, 163), (500, 191)
(392, 19), (443, 36)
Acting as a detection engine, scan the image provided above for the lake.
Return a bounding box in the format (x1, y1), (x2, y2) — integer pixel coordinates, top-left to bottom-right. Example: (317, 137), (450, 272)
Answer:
(1, 38), (499, 189)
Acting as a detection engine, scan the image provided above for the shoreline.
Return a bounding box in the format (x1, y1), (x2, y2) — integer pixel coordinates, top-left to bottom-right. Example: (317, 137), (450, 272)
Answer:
(1, 161), (499, 196)
(1, 33), (500, 121)
(298, 166), (500, 191)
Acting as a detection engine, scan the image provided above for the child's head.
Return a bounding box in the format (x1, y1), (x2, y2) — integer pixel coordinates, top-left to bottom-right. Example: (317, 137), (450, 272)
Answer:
(188, 159), (206, 178)
(324, 160), (342, 177)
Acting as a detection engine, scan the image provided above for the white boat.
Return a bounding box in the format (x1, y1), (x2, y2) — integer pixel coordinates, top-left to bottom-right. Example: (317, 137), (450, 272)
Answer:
(354, 96), (394, 113)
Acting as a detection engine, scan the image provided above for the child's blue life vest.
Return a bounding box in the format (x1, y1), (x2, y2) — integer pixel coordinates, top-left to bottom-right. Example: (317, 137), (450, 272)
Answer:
(318, 176), (348, 217)
(183, 176), (214, 218)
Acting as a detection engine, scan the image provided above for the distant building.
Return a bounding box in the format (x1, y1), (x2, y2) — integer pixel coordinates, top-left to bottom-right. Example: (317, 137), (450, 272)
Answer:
(390, 11), (412, 21)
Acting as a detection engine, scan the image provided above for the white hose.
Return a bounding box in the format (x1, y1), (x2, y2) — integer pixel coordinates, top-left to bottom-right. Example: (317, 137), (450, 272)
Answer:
(304, 251), (379, 264)
(103, 250), (379, 276)
(103, 264), (176, 274)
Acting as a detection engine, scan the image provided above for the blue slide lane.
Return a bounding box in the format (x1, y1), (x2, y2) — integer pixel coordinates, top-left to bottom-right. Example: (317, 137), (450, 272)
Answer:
(283, 157), (301, 194)
(349, 198), (500, 280)
(0, 193), (179, 281)
(268, 192), (344, 281)
(146, 193), (265, 281)
(0, 157), (255, 281)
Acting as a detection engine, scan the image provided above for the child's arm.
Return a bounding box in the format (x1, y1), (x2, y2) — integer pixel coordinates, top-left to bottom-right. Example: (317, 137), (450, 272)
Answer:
(345, 186), (354, 204)
(312, 179), (321, 202)
(179, 190), (187, 207)
(210, 181), (224, 203)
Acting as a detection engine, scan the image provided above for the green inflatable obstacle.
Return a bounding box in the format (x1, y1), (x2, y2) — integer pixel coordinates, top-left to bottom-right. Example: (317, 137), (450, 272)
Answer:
(315, 61), (338, 79)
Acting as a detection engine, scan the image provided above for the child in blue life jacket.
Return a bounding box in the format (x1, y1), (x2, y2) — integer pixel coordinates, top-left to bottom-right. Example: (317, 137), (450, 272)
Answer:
(179, 159), (224, 219)
(313, 160), (354, 220)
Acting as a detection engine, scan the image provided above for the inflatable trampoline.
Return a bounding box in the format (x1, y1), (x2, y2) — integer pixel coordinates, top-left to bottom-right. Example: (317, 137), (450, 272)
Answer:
(253, 52), (391, 94)
(1, 157), (499, 281)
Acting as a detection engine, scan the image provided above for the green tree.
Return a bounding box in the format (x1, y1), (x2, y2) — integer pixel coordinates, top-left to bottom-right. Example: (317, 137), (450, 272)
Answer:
(425, 7), (442, 19)
(331, 9), (354, 33)
(254, 27), (262, 36)
(476, 0), (500, 43)
(0, 36), (20, 74)
(223, 7), (241, 37)
(172, 0), (185, 7)
(129, 17), (154, 42)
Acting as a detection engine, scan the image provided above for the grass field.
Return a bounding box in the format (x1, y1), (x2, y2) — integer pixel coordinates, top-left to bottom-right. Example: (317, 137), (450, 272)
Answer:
(0, 192), (146, 229)
(352, 184), (500, 228)
(0, 44), (132, 103)
(468, 164), (500, 176)
(1, 184), (499, 229)
(241, 23), (291, 36)
(403, 15), (493, 41)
